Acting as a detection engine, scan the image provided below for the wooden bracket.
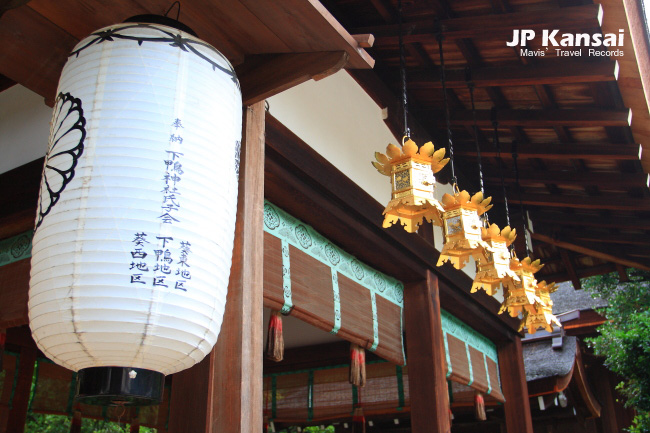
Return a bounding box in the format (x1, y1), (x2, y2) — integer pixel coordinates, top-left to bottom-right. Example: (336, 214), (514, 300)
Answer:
(236, 51), (350, 105)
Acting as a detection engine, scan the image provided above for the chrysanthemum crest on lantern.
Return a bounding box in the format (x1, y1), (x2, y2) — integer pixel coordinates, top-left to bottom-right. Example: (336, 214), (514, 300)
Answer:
(436, 190), (492, 270)
(372, 138), (449, 233)
(499, 256), (543, 317)
(471, 224), (518, 296)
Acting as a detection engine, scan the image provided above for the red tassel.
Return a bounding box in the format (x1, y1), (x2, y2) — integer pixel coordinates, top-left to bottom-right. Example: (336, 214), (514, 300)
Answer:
(0, 329), (5, 372)
(352, 406), (366, 433)
(70, 411), (82, 433)
(265, 311), (284, 362)
(349, 344), (366, 387)
(475, 391), (487, 421)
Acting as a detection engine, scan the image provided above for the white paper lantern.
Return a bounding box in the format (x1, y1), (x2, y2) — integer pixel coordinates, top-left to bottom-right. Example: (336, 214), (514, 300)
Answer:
(28, 18), (242, 402)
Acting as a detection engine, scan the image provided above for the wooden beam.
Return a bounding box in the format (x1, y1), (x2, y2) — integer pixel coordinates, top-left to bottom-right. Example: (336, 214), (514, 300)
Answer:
(4, 344), (36, 433)
(167, 102), (265, 433)
(404, 271), (452, 433)
(531, 232), (650, 271)
(427, 108), (632, 128)
(236, 0), (374, 69)
(236, 51), (349, 105)
(456, 142), (642, 161)
(0, 6), (77, 103)
(263, 341), (384, 375)
(208, 101), (265, 433)
(492, 192), (650, 211)
(532, 211), (650, 230)
(616, 264), (629, 282)
(498, 338), (534, 433)
(570, 231), (650, 246)
(354, 4), (603, 43)
(484, 169), (648, 189)
(0, 259), (29, 329)
(352, 34), (375, 48)
(407, 60), (619, 89)
(573, 346), (602, 419)
(167, 355), (212, 433)
(559, 249), (582, 290)
(0, 74), (15, 92)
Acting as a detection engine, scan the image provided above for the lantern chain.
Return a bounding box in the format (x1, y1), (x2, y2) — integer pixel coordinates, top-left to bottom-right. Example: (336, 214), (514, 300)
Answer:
(511, 140), (531, 254)
(466, 67), (488, 225)
(398, 0), (410, 139)
(437, 30), (456, 186)
(492, 108), (511, 229)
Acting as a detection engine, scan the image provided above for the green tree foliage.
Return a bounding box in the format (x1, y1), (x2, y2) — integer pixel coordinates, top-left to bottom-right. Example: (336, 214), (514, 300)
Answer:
(278, 425), (335, 433)
(583, 269), (650, 433)
(24, 413), (158, 433)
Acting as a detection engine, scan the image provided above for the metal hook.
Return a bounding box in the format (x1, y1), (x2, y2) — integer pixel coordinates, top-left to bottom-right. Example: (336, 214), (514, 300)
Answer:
(164, 1), (181, 21)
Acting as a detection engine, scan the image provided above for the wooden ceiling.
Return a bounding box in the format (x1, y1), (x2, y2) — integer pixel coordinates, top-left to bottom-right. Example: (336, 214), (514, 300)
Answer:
(0, 0), (373, 106)
(1, 0), (649, 287)
(321, 0), (650, 286)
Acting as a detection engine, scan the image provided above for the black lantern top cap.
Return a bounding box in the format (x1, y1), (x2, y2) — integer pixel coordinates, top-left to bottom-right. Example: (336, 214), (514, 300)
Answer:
(124, 14), (198, 37)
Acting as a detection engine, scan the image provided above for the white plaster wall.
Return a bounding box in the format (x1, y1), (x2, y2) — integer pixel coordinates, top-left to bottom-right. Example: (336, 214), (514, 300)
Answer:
(269, 70), (477, 279)
(0, 85), (50, 174)
(268, 70), (393, 205)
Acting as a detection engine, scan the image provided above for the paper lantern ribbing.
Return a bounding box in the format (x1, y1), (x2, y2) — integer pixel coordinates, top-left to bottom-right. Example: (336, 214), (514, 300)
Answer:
(28, 19), (242, 404)
(436, 190), (492, 270)
(372, 138), (448, 233)
(471, 224), (518, 296)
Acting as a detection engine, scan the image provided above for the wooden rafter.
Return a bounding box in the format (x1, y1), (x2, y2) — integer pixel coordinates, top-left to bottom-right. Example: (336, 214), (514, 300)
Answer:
(560, 249), (582, 290)
(569, 231), (650, 246)
(493, 192), (650, 211)
(353, 4), (603, 43)
(455, 142), (642, 161)
(427, 109), (632, 128)
(531, 232), (650, 271)
(483, 169), (649, 188)
(532, 211), (650, 230)
(616, 264), (630, 282)
(541, 264), (617, 283)
(405, 60), (619, 89)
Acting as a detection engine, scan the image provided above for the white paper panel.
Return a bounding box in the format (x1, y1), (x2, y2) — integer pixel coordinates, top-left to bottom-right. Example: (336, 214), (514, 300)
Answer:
(29, 23), (242, 375)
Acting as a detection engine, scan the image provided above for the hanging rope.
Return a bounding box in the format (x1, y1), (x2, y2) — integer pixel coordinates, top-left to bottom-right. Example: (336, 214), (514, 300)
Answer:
(492, 108), (511, 229)
(466, 67), (488, 225)
(437, 29), (456, 185)
(511, 140), (531, 254)
(398, 0), (410, 138)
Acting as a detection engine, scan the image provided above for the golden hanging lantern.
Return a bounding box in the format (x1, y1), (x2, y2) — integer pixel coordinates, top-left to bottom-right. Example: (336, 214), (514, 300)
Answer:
(520, 280), (562, 334)
(372, 138), (449, 233)
(436, 190), (493, 270)
(471, 224), (518, 296)
(498, 257), (543, 318)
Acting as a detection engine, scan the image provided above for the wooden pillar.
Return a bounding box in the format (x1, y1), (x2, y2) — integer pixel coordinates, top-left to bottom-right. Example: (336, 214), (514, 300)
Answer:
(208, 101), (265, 433)
(167, 101), (265, 433)
(4, 345), (36, 433)
(404, 270), (451, 433)
(498, 337), (533, 433)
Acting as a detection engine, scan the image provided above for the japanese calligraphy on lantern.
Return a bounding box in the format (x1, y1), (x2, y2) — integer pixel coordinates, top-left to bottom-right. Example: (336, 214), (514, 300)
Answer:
(128, 118), (193, 291)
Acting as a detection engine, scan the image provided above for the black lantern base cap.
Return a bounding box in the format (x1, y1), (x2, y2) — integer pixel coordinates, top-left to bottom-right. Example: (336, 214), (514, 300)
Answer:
(76, 367), (164, 407)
